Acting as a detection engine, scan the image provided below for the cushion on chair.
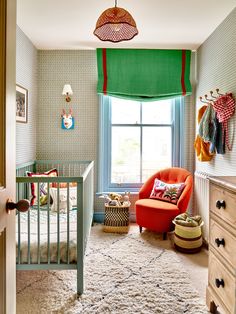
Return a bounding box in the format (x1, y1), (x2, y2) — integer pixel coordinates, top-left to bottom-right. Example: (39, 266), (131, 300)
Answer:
(136, 199), (180, 233)
(149, 178), (185, 204)
(136, 198), (179, 212)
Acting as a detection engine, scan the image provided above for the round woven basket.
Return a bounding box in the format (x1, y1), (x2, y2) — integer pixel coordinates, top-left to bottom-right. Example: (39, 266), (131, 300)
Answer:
(173, 221), (204, 253)
(103, 204), (130, 233)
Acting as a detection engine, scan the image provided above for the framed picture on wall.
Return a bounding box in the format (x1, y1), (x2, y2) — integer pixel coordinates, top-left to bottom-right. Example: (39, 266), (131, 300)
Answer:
(16, 84), (28, 123)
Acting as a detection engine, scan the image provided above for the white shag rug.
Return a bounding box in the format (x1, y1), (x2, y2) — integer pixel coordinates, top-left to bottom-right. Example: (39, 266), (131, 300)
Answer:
(17, 224), (208, 314)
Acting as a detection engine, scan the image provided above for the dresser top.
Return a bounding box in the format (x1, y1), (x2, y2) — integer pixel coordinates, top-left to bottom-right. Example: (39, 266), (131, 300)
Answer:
(209, 176), (236, 193)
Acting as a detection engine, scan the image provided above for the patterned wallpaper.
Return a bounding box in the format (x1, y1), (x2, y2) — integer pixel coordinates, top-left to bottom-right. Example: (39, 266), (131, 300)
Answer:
(194, 8), (236, 238)
(37, 50), (99, 209)
(37, 50), (98, 162)
(16, 27), (38, 165)
(195, 8), (236, 175)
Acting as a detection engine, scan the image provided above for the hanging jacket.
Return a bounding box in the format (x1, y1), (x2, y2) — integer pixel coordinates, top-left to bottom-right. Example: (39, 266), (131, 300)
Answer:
(194, 105), (214, 162)
(212, 94), (235, 151)
(198, 103), (216, 144)
(198, 103), (225, 154)
(210, 116), (225, 154)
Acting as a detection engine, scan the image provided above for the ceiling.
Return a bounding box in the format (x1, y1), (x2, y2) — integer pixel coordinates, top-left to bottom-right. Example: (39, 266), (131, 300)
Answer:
(17, 0), (236, 50)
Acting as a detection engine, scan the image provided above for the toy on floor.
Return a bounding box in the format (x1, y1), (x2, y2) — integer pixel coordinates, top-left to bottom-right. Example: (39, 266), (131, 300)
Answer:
(99, 191), (131, 207)
(173, 212), (202, 227)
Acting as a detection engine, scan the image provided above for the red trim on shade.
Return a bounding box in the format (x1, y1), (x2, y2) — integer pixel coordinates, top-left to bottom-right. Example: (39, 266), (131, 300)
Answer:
(181, 50), (186, 95)
(102, 48), (108, 94)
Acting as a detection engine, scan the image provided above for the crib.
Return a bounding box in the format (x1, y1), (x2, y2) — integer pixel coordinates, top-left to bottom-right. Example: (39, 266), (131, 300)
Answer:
(16, 160), (94, 295)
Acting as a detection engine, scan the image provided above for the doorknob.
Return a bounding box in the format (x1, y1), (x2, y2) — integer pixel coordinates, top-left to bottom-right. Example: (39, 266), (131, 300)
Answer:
(6, 199), (30, 214)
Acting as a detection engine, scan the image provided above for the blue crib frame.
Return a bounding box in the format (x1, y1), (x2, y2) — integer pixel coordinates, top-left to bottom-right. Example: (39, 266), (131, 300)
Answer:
(16, 160), (94, 295)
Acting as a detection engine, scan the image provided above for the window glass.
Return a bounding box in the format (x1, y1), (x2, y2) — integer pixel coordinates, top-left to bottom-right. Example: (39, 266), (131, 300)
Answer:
(142, 127), (172, 181)
(111, 98), (140, 124)
(142, 100), (172, 124)
(111, 127), (140, 184)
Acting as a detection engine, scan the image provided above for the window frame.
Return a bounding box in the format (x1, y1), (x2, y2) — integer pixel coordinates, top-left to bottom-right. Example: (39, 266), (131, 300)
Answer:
(98, 96), (184, 193)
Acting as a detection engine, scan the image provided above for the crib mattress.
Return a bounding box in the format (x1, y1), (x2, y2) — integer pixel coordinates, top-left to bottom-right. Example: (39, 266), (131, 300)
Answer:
(16, 208), (78, 264)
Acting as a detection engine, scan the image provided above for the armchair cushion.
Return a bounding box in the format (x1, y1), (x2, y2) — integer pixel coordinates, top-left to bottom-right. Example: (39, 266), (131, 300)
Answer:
(149, 178), (185, 204)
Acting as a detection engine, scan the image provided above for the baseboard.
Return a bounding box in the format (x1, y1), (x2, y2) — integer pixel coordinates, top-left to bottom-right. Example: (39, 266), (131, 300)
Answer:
(93, 212), (136, 223)
(202, 237), (209, 250)
(93, 212), (104, 223)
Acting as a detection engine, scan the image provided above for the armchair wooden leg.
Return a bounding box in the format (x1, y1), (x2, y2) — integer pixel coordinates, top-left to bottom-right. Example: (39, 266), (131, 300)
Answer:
(163, 232), (167, 240)
(139, 226), (143, 233)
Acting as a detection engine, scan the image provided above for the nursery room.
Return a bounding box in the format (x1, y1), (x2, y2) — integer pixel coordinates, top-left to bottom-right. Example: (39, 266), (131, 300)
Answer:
(0, 0), (236, 313)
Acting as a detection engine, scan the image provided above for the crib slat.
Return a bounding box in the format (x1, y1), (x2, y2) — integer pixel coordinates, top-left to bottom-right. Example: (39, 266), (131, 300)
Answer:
(37, 182), (40, 264)
(18, 212), (21, 264)
(47, 182), (50, 264)
(77, 183), (84, 294)
(17, 180), (19, 202)
(57, 185), (60, 264)
(67, 183), (70, 264)
(28, 210), (31, 264)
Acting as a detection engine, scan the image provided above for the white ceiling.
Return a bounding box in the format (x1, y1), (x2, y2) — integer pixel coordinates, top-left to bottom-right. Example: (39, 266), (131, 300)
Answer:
(17, 0), (236, 50)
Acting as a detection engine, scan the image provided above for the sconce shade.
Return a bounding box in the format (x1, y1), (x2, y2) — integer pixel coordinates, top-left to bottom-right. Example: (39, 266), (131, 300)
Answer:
(62, 84), (73, 96)
(94, 6), (138, 43)
(62, 84), (73, 102)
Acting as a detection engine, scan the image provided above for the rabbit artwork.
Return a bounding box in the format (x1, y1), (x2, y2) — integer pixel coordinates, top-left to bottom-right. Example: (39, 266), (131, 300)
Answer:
(61, 108), (74, 130)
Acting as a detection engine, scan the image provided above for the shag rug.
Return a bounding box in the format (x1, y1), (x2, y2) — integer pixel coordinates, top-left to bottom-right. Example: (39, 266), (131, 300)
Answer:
(17, 225), (207, 314)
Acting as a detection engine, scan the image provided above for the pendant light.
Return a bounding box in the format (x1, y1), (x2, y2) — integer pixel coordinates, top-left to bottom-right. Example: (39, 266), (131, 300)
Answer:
(93, 0), (138, 43)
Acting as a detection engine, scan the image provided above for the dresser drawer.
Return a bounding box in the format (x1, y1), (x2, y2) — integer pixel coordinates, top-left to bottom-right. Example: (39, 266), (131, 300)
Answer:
(209, 252), (235, 313)
(210, 218), (236, 269)
(210, 183), (236, 226)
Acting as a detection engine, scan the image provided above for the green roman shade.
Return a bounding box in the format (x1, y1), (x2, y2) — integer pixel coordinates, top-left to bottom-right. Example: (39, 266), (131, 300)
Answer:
(96, 48), (192, 101)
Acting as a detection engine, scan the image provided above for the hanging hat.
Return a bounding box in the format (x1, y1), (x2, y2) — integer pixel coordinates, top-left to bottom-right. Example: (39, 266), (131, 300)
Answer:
(212, 94), (235, 150)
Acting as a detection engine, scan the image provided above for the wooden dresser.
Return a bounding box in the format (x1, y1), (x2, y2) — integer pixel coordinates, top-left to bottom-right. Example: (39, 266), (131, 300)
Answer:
(207, 176), (236, 314)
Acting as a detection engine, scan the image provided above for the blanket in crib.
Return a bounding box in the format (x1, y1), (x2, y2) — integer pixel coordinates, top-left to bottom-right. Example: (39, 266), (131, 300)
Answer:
(16, 209), (78, 264)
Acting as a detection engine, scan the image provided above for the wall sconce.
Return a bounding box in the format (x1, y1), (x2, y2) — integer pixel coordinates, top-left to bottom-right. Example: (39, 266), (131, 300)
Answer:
(62, 84), (73, 102)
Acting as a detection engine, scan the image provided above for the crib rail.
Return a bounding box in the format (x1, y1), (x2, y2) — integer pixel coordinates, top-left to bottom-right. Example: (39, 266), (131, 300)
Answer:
(35, 160), (89, 177)
(16, 160), (94, 294)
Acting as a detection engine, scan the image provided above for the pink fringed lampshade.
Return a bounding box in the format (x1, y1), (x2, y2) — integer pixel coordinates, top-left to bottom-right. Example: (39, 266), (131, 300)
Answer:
(94, 5), (138, 43)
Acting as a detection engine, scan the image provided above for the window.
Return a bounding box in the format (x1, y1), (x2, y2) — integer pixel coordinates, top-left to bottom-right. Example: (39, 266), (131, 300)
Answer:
(98, 96), (184, 192)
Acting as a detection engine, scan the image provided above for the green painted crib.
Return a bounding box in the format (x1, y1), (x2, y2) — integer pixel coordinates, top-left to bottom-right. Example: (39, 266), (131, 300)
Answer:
(16, 160), (94, 295)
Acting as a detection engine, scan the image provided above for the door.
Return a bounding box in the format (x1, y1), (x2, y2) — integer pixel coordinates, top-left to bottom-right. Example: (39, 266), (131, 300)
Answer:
(0, 0), (16, 313)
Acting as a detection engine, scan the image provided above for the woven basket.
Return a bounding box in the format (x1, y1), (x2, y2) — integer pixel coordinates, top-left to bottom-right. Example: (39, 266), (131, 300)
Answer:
(173, 221), (204, 253)
(103, 204), (130, 233)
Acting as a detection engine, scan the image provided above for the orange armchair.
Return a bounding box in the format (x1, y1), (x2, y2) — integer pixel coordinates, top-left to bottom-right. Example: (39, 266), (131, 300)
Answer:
(135, 167), (193, 239)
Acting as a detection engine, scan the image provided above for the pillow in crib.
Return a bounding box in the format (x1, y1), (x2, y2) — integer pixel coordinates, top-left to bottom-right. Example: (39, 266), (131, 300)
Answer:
(50, 187), (77, 212)
(149, 178), (185, 204)
(51, 182), (77, 188)
(26, 168), (58, 206)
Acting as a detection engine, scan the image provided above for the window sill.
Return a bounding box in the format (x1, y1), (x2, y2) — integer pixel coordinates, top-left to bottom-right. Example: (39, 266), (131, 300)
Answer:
(96, 191), (139, 197)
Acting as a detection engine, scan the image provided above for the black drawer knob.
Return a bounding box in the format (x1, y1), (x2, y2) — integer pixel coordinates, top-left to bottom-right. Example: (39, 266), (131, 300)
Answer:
(215, 238), (225, 247)
(216, 200), (226, 209)
(215, 278), (224, 288)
